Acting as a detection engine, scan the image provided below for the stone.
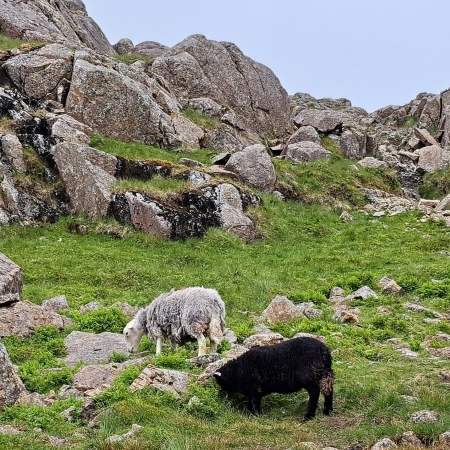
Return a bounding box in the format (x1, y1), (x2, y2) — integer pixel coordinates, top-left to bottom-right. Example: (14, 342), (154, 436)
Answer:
(0, 301), (72, 338)
(225, 144), (276, 191)
(187, 97), (226, 118)
(292, 109), (344, 133)
(339, 129), (365, 160)
(105, 424), (143, 444)
(1, 134), (26, 172)
(4, 44), (74, 102)
(64, 331), (128, 367)
(0, 252), (22, 306)
(260, 295), (305, 324)
(416, 145), (450, 172)
(283, 142), (332, 163)
(0, 425), (24, 435)
(42, 295), (69, 312)
(52, 143), (117, 219)
(190, 353), (222, 367)
(0, 339), (26, 409)
(292, 333), (326, 343)
(436, 194), (450, 211)
(152, 34), (291, 137)
(79, 302), (102, 314)
(378, 277), (403, 295)
(414, 127), (439, 146)
(353, 286), (378, 299)
(411, 410), (440, 423)
(216, 202), (256, 242)
(133, 41), (169, 58)
(399, 431), (422, 447)
(358, 157), (389, 169)
(242, 333), (284, 348)
(287, 125), (321, 145)
(113, 38), (134, 55)
(370, 438), (397, 450)
(340, 211), (354, 222)
(129, 365), (195, 398)
(51, 114), (92, 145)
(0, 0), (114, 54)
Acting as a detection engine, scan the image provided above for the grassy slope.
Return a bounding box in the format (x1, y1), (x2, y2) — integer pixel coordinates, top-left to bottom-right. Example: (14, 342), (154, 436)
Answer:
(0, 113), (449, 447)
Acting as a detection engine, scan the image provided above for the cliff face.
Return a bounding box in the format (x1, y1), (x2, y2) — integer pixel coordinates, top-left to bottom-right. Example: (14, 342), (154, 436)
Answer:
(0, 0), (115, 55)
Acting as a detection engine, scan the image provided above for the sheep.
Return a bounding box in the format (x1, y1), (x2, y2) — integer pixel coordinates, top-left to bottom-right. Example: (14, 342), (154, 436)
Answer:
(123, 287), (226, 357)
(213, 336), (334, 420)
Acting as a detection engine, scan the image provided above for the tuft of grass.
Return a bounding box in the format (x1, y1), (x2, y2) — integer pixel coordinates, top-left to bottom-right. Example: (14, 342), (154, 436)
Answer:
(181, 108), (220, 131)
(0, 34), (25, 51)
(115, 54), (155, 65)
(113, 176), (191, 198)
(68, 307), (130, 334)
(0, 115), (16, 134)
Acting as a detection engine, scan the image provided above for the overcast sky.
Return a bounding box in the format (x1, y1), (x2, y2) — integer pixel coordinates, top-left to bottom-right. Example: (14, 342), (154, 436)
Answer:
(83, 0), (450, 113)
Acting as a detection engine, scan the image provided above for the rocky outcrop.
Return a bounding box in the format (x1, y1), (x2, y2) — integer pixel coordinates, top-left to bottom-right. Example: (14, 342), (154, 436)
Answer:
(0, 253), (22, 306)
(0, 0), (115, 55)
(0, 339), (26, 409)
(152, 34), (292, 137)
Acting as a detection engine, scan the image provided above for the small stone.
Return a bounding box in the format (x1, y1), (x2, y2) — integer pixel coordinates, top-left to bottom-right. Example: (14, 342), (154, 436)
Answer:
(411, 410), (440, 423)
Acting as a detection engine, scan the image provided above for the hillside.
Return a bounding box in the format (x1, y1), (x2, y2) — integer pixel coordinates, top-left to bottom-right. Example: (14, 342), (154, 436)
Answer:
(0, 1), (450, 449)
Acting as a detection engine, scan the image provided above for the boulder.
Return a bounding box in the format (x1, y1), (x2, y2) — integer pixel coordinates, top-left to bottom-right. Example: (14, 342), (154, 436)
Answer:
(0, 0), (115, 54)
(4, 44), (74, 102)
(0, 301), (72, 338)
(51, 142), (117, 219)
(260, 295), (305, 324)
(0, 339), (26, 409)
(113, 38), (134, 55)
(152, 34), (291, 137)
(225, 144), (276, 191)
(242, 333), (284, 348)
(0, 252), (22, 305)
(217, 203), (256, 242)
(64, 331), (128, 367)
(416, 145), (450, 172)
(0, 134), (26, 173)
(436, 194), (450, 211)
(42, 295), (69, 312)
(287, 125), (320, 145)
(129, 365), (195, 398)
(51, 114), (92, 145)
(358, 157), (389, 169)
(133, 41), (169, 58)
(283, 141), (332, 163)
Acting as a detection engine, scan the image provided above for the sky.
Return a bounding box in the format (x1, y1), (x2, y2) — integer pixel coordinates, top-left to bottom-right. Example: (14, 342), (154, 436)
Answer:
(82, 0), (450, 113)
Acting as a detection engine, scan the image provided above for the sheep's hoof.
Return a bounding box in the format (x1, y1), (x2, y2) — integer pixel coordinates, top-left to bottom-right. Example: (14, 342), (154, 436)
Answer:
(302, 415), (314, 422)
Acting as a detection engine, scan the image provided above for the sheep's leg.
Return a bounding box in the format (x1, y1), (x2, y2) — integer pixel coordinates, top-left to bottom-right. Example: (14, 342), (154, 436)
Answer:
(323, 389), (333, 415)
(170, 339), (179, 352)
(248, 394), (262, 415)
(304, 384), (320, 421)
(155, 337), (163, 355)
(209, 335), (221, 353)
(196, 333), (207, 356)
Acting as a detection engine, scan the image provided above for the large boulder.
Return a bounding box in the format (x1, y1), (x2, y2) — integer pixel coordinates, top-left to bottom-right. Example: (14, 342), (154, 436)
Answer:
(51, 142), (117, 219)
(0, 253), (22, 306)
(65, 49), (202, 147)
(152, 34), (291, 137)
(0, 134), (26, 173)
(4, 44), (74, 102)
(0, 0), (115, 55)
(133, 41), (169, 58)
(0, 339), (26, 409)
(416, 145), (450, 172)
(283, 141), (332, 163)
(225, 144), (276, 191)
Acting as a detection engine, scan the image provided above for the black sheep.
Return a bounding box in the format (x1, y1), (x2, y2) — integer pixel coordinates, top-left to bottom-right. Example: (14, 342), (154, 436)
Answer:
(213, 336), (334, 420)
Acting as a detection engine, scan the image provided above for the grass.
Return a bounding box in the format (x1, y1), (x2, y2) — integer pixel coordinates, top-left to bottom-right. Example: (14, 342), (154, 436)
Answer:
(1, 139), (450, 449)
(115, 54), (155, 66)
(419, 167), (450, 199)
(0, 116), (16, 134)
(181, 108), (220, 131)
(0, 33), (44, 52)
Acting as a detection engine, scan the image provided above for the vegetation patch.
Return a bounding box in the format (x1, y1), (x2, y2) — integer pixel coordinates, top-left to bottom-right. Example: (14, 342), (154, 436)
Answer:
(181, 107), (220, 130)
(419, 167), (450, 199)
(115, 53), (155, 66)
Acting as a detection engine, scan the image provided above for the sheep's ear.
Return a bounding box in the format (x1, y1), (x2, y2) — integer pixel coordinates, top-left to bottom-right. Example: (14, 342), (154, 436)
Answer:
(214, 372), (221, 378)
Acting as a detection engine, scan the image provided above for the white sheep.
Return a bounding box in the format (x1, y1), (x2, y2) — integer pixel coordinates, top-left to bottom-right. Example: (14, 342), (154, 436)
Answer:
(123, 287), (226, 356)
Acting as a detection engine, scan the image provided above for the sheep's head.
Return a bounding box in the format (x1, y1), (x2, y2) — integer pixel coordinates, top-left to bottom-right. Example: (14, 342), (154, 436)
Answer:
(123, 319), (145, 353)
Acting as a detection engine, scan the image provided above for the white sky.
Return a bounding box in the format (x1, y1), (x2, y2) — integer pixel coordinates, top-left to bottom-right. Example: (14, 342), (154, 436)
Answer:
(82, 0), (450, 113)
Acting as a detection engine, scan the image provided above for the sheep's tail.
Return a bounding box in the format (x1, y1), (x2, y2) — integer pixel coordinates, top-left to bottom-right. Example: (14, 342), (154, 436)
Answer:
(319, 369), (335, 396)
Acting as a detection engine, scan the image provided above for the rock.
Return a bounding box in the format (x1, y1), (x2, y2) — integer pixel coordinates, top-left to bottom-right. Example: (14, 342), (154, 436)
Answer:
(4, 44), (74, 102)
(79, 302), (102, 314)
(0, 0), (114, 54)
(42, 295), (69, 312)
(287, 125), (321, 145)
(292, 333), (326, 343)
(190, 353), (222, 367)
(133, 41), (169, 58)
(436, 194), (450, 211)
(439, 431), (450, 445)
(113, 38), (134, 55)
(414, 128), (439, 146)
(378, 277), (403, 295)
(105, 424), (143, 444)
(216, 202), (256, 242)
(370, 438), (397, 449)
(129, 365), (195, 398)
(339, 130), (365, 160)
(0, 339), (26, 409)
(242, 333), (284, 348)
(260, 295), (305, 324)
(225, 144), (276, 191)
(292, 109), (344, 133)
(0, 252), (22, 306)
(283, 142), (332, 163)
(112, 302), (140, 320)
(332, 309), (359, 324)
(0, 425), (24, 435)
(358, 157), (389, 169)
(197, 358), (230, 383)
(353, 286), (378, 300)
(51, 142), (117, 219)
(411, 410), (440, 423)
(1, 134), (26, 172)
(340, 211), (354, 222)
(416, 145), (450, 172)
(399, 431), (422, 447)
(64, 331), (128, 367)
(152, 34), (291, 137)
(51, 114), (92, 145)
(0, 301), (72, 338)
(187, 97), (226, 118)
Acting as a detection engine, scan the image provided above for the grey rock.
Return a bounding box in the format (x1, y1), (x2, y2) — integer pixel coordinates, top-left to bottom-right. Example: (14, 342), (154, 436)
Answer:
(1, 134), (26, 173)
(411, 410), (440, 423)
(353, 286), (378, 299)
(42, 295), (69, 312)
(0, 339), (26, 409)
(358, 157), (389, 169)
(436, 194), (450, 211)
(287, 125), (320, 145)
(52, 142), (117, 219)
(260, 295), (305, 324)
(242, 333), (284, 348)
(416, 145), (450, 172)
(64, 331), (128, 367)
(370, 438), (397, 450)
(0, 301), (72, 338)
(0, 252), (22, 305)
(113, 38), (134, 55)
(51, 114), (92, 145)
(225, 144), (276, 191)
(283, 142), (332, 163)
(133, 41), (169, 58)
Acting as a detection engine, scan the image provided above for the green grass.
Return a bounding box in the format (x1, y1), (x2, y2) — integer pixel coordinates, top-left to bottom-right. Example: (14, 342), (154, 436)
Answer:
(181, 108), (220, 131)
(115, 54), (155, 65)
(1, 139), (450, 448)
(419, 167), (450, 199)
(113, 176), (192, 197)
(0, 33), (44, 52)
